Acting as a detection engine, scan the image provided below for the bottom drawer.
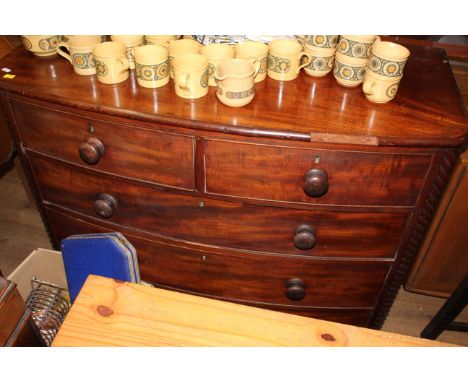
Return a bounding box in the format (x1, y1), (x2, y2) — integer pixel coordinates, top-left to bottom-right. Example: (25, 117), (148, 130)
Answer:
(45, 206), (389, 325)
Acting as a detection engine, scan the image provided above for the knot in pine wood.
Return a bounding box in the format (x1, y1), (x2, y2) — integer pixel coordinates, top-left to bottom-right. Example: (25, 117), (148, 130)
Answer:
(320, 333), (336, 342)
(97, 305), (114, 317)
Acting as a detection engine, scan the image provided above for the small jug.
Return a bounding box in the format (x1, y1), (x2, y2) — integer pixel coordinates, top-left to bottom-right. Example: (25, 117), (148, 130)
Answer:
(215, 59), (260, 107)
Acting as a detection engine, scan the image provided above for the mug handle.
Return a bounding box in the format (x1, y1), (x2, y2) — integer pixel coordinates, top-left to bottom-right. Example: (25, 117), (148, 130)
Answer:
(297, 52), (313, 73)
(117, 57), (130, 73)
(178, 72), (191, 95)
(56, 42), (72, 64)
(363, 79), (375, 95)
(250, 58), (261, 79)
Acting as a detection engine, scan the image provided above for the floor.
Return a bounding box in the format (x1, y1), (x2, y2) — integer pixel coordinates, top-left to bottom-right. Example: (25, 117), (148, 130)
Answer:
(1, 60), (467, 347)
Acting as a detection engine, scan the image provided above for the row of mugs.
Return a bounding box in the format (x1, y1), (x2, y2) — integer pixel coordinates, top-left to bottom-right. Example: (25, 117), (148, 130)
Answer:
(20, 35), (179, 56)
(299, 35), (410, 103)
(21, 35), (410, 105)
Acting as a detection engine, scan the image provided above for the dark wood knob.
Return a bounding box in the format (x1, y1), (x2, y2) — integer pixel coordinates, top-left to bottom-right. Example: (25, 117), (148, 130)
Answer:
(285, 278), (306, 301)
(303, 168), (328, 198)
(94, 193), (117, 218)
(79, 137), (105, 165)
(294, 224), (317, 250)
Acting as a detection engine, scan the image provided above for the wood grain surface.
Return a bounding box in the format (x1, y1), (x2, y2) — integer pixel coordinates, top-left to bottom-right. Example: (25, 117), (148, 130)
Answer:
(204, 138), (432, 207)
(0, 46), (466, 147)
(11, 99), (196, 190)
(44, 206), (390, 309)
(51, 275), (452, 347)
(406, 149), (468, 297)
(31, 154), (408, 258)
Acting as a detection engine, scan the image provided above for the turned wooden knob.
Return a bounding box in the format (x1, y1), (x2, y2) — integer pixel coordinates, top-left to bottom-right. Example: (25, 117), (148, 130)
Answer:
(303, 168), (328, 198)
(294, 224), (317, 250)
(285, 278), (306, 301)
(79, 137), (105, 165)
(94, 193), (117, 218)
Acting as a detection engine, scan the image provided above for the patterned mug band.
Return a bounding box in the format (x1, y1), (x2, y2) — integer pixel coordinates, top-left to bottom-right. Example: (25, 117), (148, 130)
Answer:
(368, 55), (407, 77)
(136, 59), (170, 81)
(304, 35), (339, 49)
(338, 38), (374, 59)
(333, 61), (366, 81)
(72, 52), (95, 70)
(267, 54), (292, 74)
(305, 55), (335, 72)
(217, 86), (255, 99)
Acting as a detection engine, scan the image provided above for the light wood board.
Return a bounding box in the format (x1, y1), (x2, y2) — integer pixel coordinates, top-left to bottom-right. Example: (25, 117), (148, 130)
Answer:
(52, 275), (453, 347)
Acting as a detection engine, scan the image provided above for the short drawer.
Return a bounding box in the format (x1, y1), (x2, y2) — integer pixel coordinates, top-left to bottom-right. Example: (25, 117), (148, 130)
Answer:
(204, 139), (432, 207)
(10, 99), (195, 190)
(45, 206), (391, 309)
(33, 155), (408, 259)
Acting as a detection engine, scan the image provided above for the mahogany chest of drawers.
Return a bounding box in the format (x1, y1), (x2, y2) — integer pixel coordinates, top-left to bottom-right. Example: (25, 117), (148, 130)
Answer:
(1, 45), (466, 328)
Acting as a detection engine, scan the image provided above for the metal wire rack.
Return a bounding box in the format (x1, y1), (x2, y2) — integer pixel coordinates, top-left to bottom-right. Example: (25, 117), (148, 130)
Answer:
(26, 276), (71, 346)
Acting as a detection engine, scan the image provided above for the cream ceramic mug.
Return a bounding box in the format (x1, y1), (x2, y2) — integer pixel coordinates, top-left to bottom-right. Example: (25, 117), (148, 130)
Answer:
(362, 68), (402, 103)
(172, 53), (209, 99)
(235, 41), (269, 83)
(200, 44), (235, 86)
(168, 39), (202, 79)
(21, 35), (61, 56)
(267, 40), (313, 81)
(111, 35), (144, 70)
(215, 58), (260, 107)
(57, 35), (102, 75)
(134, 45), (170, 88)
(368, 40), (410, 79)
(93, 42), (130, 84)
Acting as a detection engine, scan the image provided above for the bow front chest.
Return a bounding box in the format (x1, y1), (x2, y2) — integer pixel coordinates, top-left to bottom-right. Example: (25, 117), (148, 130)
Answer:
(1, 45), (466, 328)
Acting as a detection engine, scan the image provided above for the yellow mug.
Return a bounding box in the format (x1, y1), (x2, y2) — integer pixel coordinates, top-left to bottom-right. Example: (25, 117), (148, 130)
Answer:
(368, 40), (410, 79)
(111, 35), (145, 70)
(21, 35), (61, 56)
(215, 58), (260, 107)
(93, 42), (130, 84)
(200, 43), (235, 86)
(168, 39), (202, 79)
(267, 40), (312, 81)
(57, 35), (102, 75)
(172, 53), (209, 99)
(235, 41), (269, 83)
(134, 45), (170, 89)
(363, 68), (402, 103)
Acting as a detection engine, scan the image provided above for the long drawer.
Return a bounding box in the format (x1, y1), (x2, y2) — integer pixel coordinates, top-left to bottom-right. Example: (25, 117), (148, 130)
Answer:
(45, 206), (390, 311)
(10, 99), (196, 190)
(204, 138), (432, 207)
(32, 154), (408, 258)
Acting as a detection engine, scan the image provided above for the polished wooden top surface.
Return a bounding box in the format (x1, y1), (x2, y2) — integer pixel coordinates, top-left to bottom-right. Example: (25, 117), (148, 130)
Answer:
(0, 46), (466, 147)
(52, 275), (450, 347)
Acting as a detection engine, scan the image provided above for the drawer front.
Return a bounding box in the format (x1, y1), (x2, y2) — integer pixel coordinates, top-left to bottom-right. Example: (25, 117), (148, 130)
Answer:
(204, 139), (431, 207)
(33, 155), (407, 258)
(45, 206), (390, 309)
(11, 99), (196, 190)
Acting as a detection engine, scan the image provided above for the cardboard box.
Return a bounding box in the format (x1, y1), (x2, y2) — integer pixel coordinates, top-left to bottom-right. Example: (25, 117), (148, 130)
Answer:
(7, 248), (67, 301)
